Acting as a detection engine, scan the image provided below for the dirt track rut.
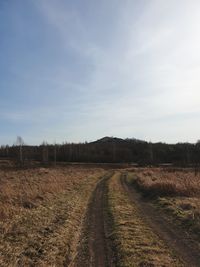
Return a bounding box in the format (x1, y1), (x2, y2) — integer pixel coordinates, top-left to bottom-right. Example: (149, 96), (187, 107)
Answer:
(73, 171), (200, 267)
(73, 172), (115, 267)
(120, 172), (200, 267)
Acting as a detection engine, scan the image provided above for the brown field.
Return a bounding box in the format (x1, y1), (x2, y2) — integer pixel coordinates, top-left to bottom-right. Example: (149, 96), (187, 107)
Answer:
(131, 168), (200, 197)
(129, 168), (200, 242)
(1, 164), (200, 266)
(0, 165), (105, 266)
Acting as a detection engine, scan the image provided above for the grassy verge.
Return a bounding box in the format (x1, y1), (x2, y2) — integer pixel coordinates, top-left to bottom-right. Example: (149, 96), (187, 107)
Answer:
(128, 169), (200, 243)
(156, 196), (200, 238)
(107, 172), (182, 267)
(129, 169), (200, 198)
(0, 167), (104, 266)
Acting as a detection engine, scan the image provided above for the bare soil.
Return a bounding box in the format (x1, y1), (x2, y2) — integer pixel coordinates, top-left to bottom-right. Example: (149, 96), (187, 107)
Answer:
(73, 172), (116, 267)
(120, 172), (200, 267)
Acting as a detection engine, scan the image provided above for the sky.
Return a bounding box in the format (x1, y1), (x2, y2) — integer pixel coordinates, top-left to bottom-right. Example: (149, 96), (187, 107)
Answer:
(1, 0), (200, 145)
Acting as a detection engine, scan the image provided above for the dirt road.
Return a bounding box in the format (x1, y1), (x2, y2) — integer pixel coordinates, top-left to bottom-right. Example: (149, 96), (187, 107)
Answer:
(72, 171), (200, 267)
(73, 172), (116, 267)
(120, 172), (200, 267)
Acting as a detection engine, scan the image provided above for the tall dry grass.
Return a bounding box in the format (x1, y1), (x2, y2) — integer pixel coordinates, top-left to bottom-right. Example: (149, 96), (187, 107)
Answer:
(133, 169), (200, 197)
(129, 169), (200, 243)
(0, 167), (98, 220)
(0, 166), (104, 266)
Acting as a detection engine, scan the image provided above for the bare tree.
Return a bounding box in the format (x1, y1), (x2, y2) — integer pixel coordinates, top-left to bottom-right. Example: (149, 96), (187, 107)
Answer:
(149, 141), (154, 165)
(195, 141), (200, 175)
(112, 140), (116, 162)
(54, 141), (57, 166)
(42, 141), (49, 164)
(16, 136), (24, 165)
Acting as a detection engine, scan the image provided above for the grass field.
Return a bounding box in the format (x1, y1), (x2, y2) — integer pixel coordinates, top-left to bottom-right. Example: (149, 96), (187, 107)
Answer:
(0, 166), (105, 266)
(129, 168), (200, 241)
(131, 168), (200, 197)
(1, 164), (200, 266)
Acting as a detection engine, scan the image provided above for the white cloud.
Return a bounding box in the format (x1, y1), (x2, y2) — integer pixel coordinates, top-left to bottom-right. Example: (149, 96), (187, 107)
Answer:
(3, 0), (200, 144)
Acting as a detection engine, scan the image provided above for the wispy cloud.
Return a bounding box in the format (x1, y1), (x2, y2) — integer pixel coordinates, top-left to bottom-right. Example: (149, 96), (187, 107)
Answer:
(1, 0), (200, 144)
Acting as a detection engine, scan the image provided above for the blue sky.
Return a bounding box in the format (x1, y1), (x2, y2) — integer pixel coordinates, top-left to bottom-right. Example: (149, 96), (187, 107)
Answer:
(1, 0), (200, 145)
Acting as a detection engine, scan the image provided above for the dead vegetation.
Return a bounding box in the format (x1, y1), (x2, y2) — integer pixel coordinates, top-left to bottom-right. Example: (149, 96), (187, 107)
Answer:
(107, 172), (182, 267)
(131, 169), (200, 197)
(0, 166), (104, 266)
(2, 165), (200, 266)
(129, 168), (200, 242)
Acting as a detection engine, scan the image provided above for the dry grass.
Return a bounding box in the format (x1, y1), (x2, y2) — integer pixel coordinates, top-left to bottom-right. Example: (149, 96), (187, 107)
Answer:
(107, 172), (182, 267)
(129, 168), (200, 241)
(0, 166), (105, 266)
(156, 194), (200, 240)
(132, 169), (200, 197)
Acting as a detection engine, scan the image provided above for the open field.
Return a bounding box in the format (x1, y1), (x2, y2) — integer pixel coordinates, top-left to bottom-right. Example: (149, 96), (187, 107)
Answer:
(0, 165), (105, 266)
(1, 164), (200, 266)
(129, 168), (200, 239)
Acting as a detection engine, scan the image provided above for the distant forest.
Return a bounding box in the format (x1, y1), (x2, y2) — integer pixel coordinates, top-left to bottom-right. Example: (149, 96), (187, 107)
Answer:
(0, 137), (200, 167)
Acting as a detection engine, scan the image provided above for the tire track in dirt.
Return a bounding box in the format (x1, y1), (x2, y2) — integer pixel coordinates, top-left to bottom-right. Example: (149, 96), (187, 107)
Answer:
(73, 172), (116, 267)
(120, 172), (200, 267)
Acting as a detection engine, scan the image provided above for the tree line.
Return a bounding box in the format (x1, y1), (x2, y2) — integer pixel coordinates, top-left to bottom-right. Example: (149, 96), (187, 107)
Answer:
(0, 136), (200, 167)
